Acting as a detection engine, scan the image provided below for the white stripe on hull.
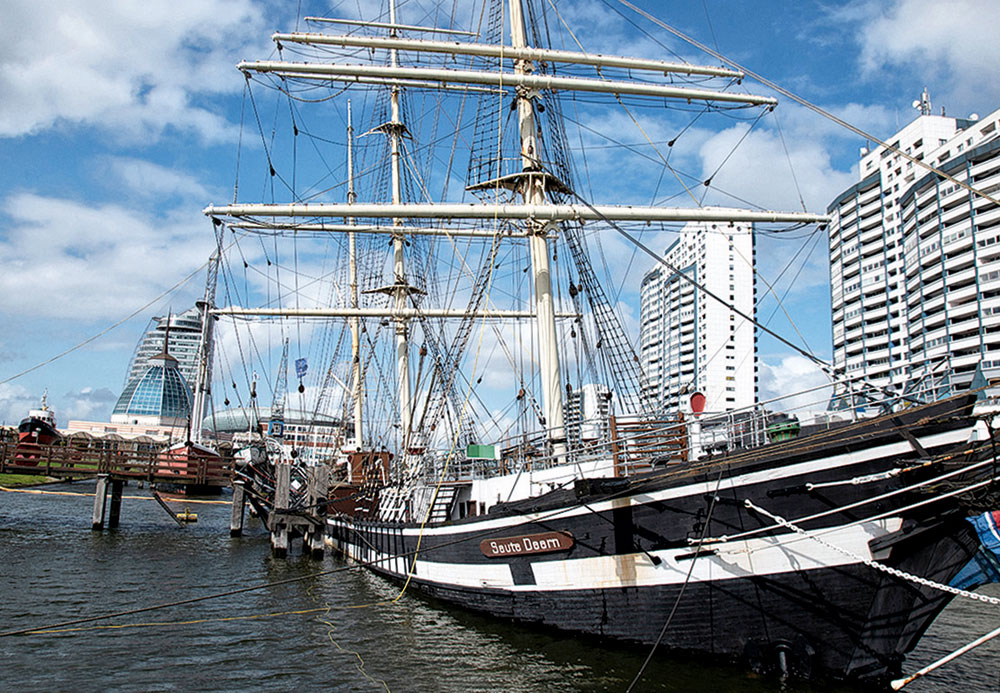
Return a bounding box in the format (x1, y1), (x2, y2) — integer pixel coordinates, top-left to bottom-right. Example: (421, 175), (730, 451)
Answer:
(332, 518), (901, 592)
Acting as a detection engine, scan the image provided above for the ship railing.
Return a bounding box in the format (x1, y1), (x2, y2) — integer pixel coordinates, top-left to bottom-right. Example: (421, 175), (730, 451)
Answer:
(420, 453), (507, 483)
(413, 417), (691, 482)
(697, 408), (770, 454)
(606, 415), (688, 476)
(417, 406), (841, 484)
(419, 410), (800, 483)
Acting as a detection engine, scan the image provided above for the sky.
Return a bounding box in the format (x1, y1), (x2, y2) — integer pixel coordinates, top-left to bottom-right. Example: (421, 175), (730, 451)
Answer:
(2, 0), (999, 429)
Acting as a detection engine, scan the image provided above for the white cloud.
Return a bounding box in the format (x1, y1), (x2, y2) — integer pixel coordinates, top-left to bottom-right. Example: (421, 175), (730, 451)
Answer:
(697, 122), (856, 213)
(0, 0), (267, 142)
(0, 383), (39, 426)
(0, 192), (212, 321)
(62, 387), (118, 421)
(855, 0), (1000, 110)
(758, 355), (832, 413)
(105, 158), (213, 202)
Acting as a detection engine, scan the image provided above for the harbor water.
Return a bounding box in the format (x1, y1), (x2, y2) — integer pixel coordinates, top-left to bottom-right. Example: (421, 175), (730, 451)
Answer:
(2, 480), (998, 692)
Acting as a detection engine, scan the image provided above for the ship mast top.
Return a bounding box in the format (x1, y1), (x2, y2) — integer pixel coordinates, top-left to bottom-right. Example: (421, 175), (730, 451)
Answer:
(204, 0), (829, 456)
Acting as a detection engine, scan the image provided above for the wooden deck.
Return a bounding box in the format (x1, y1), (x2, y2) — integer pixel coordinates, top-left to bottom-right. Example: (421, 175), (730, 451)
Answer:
(0, 440), (232, 487)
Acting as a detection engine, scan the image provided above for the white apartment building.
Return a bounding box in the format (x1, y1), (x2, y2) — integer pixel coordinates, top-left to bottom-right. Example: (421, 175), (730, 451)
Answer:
(564, 383), (612, 446)
(828, 93), (1000, 405)
(639, 222), (757, 413)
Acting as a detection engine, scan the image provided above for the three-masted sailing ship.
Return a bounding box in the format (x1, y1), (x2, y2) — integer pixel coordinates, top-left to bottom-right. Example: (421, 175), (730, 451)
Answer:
(201, 0), (1000, 685)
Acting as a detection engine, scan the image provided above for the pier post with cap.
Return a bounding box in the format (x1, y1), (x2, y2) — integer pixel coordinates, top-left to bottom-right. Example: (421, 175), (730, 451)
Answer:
(303, 466), (329, 559)
(270, 463), (291, 557)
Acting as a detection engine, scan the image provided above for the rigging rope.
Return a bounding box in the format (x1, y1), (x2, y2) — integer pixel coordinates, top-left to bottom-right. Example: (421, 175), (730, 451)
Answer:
(613, 0), (1000, 209)
(626, 468), (725, 691)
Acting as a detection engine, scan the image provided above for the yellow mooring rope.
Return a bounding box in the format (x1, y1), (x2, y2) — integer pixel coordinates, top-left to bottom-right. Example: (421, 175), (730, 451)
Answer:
(0, 485), (230, 504)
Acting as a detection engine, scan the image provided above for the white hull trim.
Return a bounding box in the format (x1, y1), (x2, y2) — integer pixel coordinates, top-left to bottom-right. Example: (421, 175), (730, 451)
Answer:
(331, 518), (902, 592)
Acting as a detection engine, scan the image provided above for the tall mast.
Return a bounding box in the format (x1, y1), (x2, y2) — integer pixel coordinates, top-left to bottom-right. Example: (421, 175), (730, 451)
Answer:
(387, 0), (413, 448)
(189, 229), (221, 445)
(208, 9), (833, 459)
(347, 101), (363, 449)
(510, 0), (566, 460)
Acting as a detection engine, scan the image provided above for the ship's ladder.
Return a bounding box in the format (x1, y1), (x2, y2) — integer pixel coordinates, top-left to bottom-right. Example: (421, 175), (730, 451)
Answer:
(428, 484), (461, 524)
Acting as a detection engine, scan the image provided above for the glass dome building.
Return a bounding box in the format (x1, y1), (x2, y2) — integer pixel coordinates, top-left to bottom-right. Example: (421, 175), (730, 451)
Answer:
(111, 348), (193, 428)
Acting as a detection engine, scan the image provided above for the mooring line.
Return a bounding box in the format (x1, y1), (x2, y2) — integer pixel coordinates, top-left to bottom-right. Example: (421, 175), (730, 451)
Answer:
(745, 500), (1000, 607)
(891, 624), (1000, 690)
(28, 607), (330, 635)
(0, 485), (229, 504)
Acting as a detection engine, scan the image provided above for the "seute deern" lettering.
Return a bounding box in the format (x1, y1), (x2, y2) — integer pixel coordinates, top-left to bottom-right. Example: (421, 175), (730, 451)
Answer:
(480, 531), (574, 558)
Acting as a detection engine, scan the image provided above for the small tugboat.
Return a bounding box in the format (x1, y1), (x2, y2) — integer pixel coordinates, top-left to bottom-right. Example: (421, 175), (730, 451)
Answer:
(15, 392), (61, 464)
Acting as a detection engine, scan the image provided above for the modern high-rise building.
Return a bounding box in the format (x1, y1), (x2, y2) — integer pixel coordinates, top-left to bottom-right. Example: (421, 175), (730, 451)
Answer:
(124, 307), (203, 389)
(639, 221), (757, 413)
(827, 93), (1000, 404)
(564, 383), (612, 446)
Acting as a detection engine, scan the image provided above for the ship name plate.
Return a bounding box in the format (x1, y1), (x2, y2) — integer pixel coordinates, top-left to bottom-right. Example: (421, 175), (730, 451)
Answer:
(480, 531), (574, 558)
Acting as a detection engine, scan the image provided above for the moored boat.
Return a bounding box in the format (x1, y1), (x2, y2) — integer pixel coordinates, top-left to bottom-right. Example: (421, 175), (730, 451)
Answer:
(14, 392), (61, 464)
(328, 394), (1000, 683)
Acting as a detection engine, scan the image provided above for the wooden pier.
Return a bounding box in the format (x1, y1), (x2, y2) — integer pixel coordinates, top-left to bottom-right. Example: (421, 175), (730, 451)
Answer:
(0, 440), (231, 486)
(1, 439), (233, 530)
(1, 440), (331, 557)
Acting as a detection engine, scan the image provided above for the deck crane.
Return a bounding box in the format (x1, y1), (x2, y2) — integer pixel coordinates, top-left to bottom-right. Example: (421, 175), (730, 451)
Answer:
(268, 338), (290, 440)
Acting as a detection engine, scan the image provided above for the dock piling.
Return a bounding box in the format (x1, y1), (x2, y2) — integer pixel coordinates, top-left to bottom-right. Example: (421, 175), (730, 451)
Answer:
(91, 475), (110, 530)
(270, 463), (291, 557)
(230, 480), (246, 537)
(304, 466), (329, 559)
(108, 479), (124, 529)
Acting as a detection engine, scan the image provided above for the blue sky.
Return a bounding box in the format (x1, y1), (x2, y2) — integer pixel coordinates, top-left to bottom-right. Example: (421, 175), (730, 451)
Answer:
(1, 0), (998, 428)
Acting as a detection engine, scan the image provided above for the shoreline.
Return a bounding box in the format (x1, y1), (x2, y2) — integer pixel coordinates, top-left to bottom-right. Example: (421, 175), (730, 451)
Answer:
(0, 473), (79, 488)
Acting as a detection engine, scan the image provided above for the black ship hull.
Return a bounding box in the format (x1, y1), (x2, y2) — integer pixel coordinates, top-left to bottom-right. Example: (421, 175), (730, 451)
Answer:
(327, 396), (996, 684)
(14, 416), (62, 464)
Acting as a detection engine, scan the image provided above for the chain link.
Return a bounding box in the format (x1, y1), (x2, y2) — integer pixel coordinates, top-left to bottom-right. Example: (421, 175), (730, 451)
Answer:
(745, 499), (1000, 607)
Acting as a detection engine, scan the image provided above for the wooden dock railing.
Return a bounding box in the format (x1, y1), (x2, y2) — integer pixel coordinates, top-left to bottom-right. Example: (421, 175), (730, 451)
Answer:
(0, 441), (232, 487)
